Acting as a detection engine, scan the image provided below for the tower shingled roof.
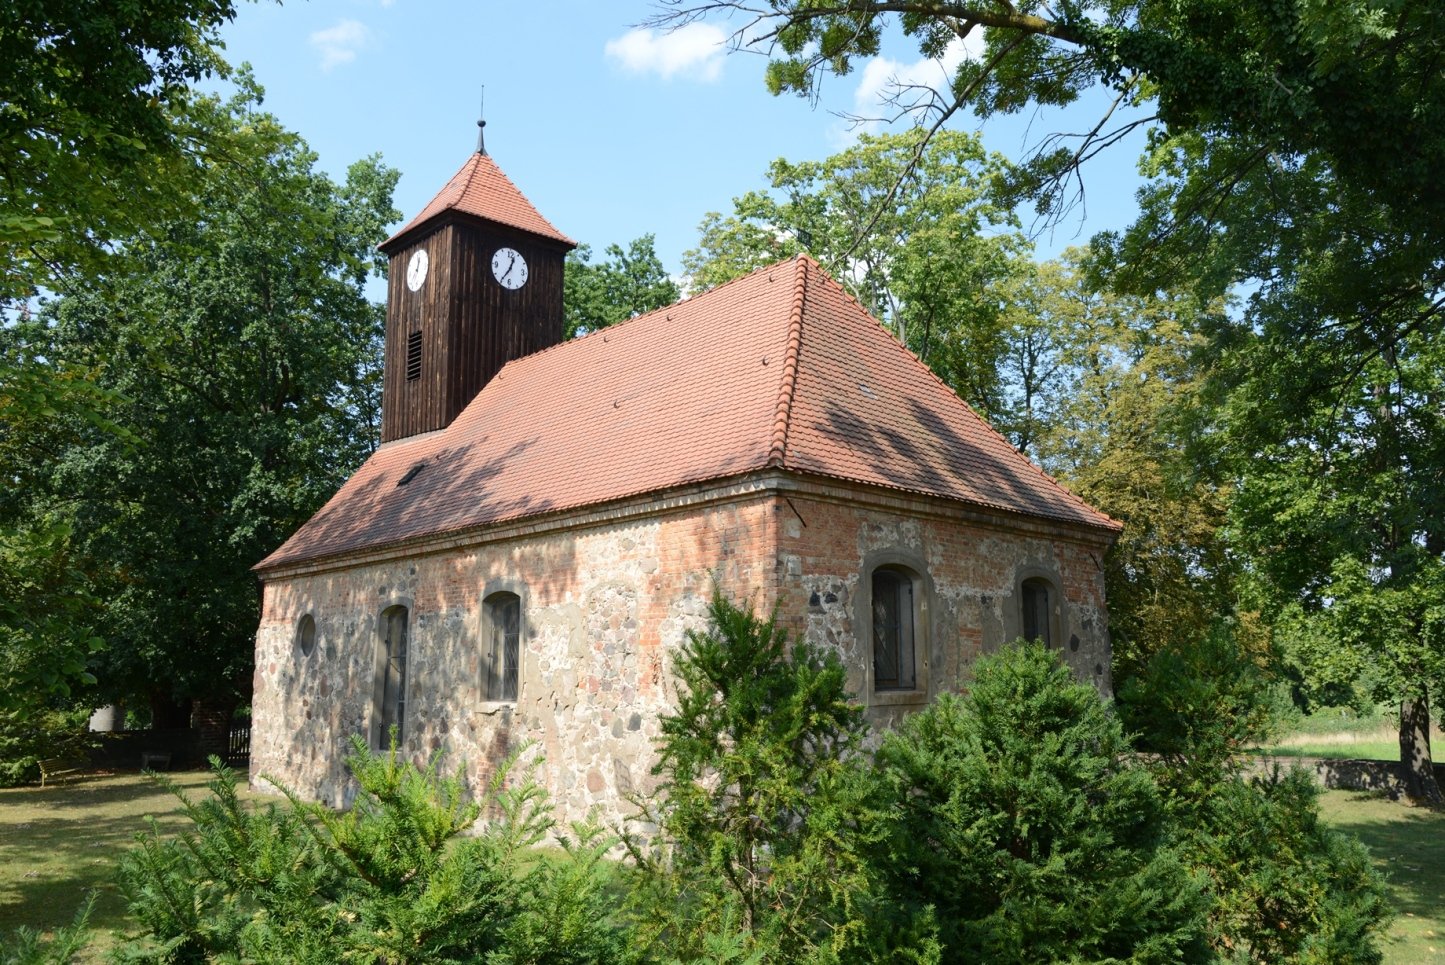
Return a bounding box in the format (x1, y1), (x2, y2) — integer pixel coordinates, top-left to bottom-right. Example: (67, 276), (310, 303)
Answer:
(380, 152), (575, 251)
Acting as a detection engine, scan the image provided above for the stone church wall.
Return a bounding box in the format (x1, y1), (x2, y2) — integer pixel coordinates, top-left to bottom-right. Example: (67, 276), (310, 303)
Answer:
(771, 491), (1112, 733)
(252, 482), (1112, 827)
(251, 493), (781, 822)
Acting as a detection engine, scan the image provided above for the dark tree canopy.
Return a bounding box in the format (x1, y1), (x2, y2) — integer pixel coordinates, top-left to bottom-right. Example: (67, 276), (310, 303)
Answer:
(0, 0), (251, 303)
(25, 90), (398, 713)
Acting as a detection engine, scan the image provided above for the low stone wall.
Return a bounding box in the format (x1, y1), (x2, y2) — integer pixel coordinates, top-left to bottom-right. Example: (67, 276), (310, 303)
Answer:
(1245, 754), (1445, 795)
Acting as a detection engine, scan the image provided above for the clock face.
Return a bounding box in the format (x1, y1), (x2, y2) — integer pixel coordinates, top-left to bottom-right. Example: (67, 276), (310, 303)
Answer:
(406, 249), (429, 292)
(491, 247), (528, 290)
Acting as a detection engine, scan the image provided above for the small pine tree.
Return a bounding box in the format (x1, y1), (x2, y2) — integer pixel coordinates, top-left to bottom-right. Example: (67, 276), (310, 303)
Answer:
(625, 591), (921, 963)
(0, 893), (95, 965)
(116, 737), (629, 963)
(1121, 630), (1392, 962)
(872, 641), (1212, 964)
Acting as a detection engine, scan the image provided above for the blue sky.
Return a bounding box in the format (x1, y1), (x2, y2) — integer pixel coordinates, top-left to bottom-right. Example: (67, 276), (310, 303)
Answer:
(217, 1), (1148, 278)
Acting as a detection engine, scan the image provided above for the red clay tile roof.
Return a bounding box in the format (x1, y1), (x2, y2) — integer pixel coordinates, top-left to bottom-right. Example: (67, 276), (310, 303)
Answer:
(381, 152), (575, 250)
(258, 256), (1117, 572)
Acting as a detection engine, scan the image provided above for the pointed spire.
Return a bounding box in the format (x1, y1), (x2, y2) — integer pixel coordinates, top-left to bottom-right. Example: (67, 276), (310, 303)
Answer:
(476, 89), (487, 155)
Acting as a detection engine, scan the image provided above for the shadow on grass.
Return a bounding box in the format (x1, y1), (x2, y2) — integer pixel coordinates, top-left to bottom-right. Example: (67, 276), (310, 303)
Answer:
(1324, 799), (1445, 921)
(0, 769), (256, 946)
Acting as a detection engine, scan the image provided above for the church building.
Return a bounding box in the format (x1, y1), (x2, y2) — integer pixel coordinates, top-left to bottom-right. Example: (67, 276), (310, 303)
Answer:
(250, 142), (1121, 820)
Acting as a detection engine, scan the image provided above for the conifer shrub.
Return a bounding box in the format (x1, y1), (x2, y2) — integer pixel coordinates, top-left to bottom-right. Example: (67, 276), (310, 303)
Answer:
(623, 591), (932, 963)
(870, 641), (1212, 964)
(115, 736), (629, 963)
(0, 893), (95, 965)
(1121, 631), (1392, 962)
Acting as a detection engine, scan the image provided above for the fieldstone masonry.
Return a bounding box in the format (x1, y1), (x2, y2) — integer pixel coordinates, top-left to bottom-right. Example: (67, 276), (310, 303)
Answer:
(252, 476), (1113, 825)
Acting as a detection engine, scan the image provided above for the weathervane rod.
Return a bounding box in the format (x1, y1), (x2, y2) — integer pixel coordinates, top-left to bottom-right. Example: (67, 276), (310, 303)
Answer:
(476, 87), (487, 155)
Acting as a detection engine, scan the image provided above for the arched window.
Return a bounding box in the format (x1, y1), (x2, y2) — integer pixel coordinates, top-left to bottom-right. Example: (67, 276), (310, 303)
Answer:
(296, 614), (316, 659)
(376, 605), (409, 745)
(1021, 578), (1053, 647)
(484, 592), (520, 702)
(872, 566), (918, 691)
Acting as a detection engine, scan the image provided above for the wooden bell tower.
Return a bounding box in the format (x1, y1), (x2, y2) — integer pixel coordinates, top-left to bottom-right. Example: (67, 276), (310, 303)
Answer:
(376, 135), (574, 443)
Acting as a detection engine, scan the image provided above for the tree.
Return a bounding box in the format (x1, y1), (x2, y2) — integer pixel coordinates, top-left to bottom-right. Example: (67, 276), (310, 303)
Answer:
(26, 87), (397, 720)
(1221, 324), (1445, 801)
(1019, 249), (1240, 681)
(684, 129), (1027, 423)
(658, 0), (1445, 800)
(624, 591), (916, 962)
(1121, 632), (1392, 961)
(0, 0), (246, 305)
(563, 234), (680, 338)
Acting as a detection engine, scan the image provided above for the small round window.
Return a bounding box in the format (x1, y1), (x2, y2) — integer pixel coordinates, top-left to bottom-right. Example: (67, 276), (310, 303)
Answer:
(296, 614), (317, 658)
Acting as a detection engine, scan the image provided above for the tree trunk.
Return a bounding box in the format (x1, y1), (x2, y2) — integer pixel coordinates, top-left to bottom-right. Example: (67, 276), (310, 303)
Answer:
(1399, 691), (1442, 804)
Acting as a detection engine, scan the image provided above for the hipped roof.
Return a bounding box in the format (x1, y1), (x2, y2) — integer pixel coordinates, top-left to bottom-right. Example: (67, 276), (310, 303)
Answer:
(259, 256), (1117, 572)
(381, 152), (575, 251)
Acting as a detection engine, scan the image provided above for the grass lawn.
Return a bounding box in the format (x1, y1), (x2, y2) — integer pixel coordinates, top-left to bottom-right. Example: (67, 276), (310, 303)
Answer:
(1255, 706), (1444, 760)
(0, 769), (267, 962)
(1319, 790), (1445, 965)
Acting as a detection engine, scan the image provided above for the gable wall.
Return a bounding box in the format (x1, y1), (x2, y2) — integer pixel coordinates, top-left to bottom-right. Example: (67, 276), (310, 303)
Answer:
(772, 491), (1113, 732)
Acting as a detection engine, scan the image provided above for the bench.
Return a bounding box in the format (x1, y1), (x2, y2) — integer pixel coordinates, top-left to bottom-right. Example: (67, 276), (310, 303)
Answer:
(37, 756), (86, 787)
(140, 751), (172, 771)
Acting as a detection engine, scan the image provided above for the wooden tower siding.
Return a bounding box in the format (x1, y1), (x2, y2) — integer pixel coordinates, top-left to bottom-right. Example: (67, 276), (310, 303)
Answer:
(380, 214), (566, 444)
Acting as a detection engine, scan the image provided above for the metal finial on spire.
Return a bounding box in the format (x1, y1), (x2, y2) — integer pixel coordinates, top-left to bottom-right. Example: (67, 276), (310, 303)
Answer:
(476, 88), (487, 155)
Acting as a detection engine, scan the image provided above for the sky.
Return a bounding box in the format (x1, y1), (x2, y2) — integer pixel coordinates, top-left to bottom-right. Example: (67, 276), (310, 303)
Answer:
(216, 0), (1150, 280)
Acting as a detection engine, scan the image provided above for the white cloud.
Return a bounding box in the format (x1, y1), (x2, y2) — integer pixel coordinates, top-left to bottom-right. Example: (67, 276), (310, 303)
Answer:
(604, 24), (728, 82)
(846, 35), (981, 135)
(310, 19), (371, 72)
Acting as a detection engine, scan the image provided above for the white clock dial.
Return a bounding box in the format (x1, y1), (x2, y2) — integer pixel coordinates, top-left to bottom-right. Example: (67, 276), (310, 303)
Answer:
(406, 249), (429, 292)
(491, 247), (528, 290)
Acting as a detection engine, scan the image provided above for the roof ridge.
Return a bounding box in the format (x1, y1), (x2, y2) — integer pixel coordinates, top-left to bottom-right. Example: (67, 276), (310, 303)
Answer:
(804, 264), (1121, 530)
(454, 151), (484, 205)
(768, 256), (807, 467)
(499, 256), (806, 371)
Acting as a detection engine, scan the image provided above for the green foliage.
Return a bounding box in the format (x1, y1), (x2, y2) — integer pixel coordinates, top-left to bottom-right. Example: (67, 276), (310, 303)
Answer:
(873, 641), (1211, 963)
(0, 319), (126, 708)
(564, 235), (680, 339)
(1124, 628), (1392, 960)
(1008, 249), (1238, 681)
(116, 738), (628, 963)
(0, 892), (95, 965)
(1184, 773), (1391, 964)
(0, 0), (244, 303)
(0, 705), (91, 788)
(625, 591), (909, 963)
(19, 87), (398, 712)
(1119, 623), (1280, 801)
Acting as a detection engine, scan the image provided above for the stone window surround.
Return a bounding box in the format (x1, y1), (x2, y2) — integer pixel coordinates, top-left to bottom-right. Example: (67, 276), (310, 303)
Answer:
(856, 547), (933, 708)
(1005, 565), (1065, 649)
(370, 598), (413, 750)
(477, 578), (529, 713)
